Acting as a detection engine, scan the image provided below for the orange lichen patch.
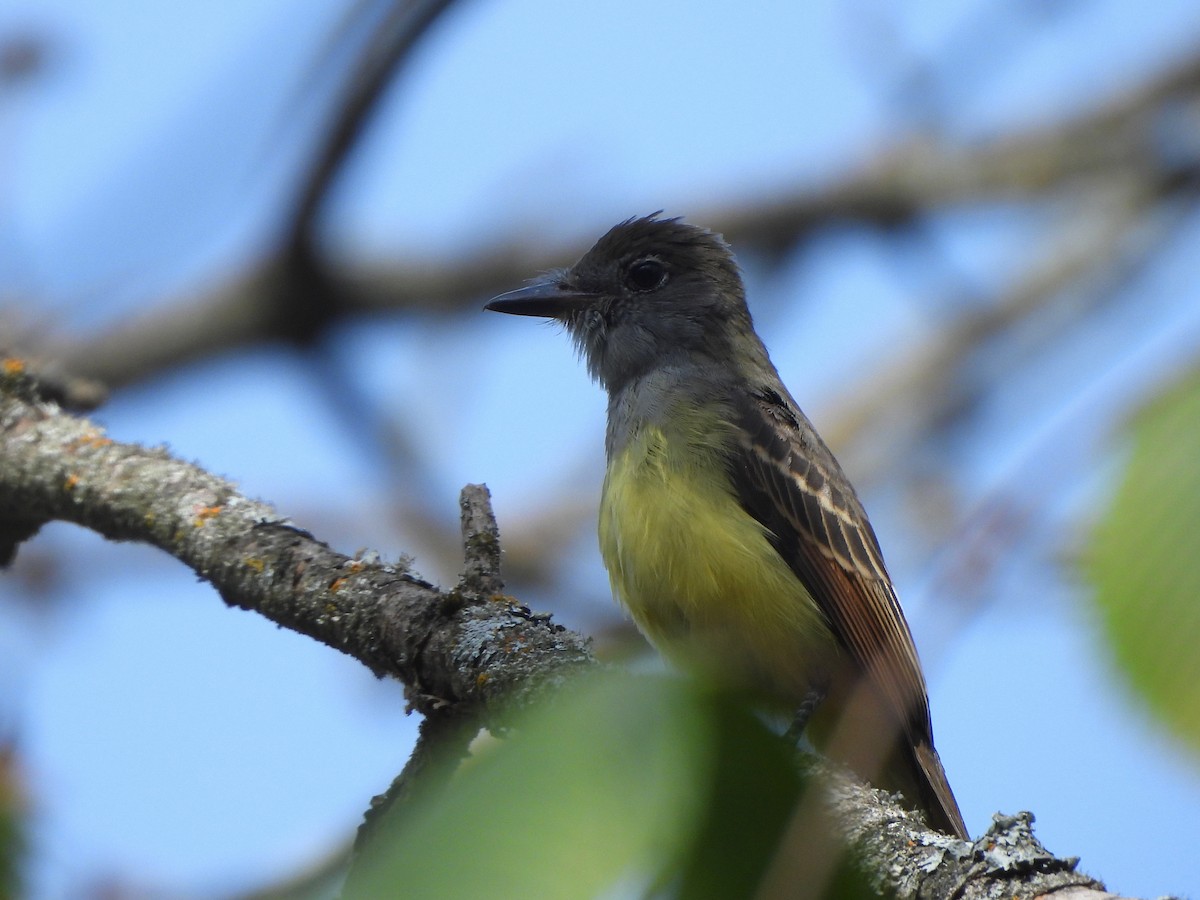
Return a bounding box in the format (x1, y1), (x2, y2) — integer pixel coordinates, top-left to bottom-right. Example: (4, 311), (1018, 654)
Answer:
(345, 560), (365, 575)
(476, 673), (490, 687)
(500, 634), (531, 655)
(244, 557), (266, 573)
(2, 358), (25, 375)
(63, 473), (80, 491)
(192, 505), (222, 527)
(329, 576), (348, 593)
(69, 433), (112, 451)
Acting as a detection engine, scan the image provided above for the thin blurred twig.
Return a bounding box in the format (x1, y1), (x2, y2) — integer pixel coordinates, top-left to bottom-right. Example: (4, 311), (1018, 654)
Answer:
(286, 0), (460, 247)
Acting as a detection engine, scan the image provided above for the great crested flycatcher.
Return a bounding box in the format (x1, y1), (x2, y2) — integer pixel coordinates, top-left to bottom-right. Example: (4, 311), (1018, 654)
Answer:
(485, 214), (968, 839)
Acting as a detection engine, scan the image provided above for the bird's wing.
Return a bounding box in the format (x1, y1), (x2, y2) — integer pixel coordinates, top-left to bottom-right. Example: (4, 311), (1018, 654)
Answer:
(726, 385), (933, 743)
(725, 385), (968, 839)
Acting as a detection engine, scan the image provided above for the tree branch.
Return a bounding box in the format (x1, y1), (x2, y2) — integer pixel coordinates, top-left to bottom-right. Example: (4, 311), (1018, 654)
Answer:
(0, 369), (592, 717)
(774, 762), (1120, 899)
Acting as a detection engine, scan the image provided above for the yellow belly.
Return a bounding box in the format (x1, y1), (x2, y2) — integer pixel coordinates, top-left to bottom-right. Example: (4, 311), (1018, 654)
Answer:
(598, 423), (837, 703)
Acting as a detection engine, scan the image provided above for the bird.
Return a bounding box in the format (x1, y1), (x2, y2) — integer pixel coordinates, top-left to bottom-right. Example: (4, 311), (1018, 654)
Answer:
(485, 214), (968, 839)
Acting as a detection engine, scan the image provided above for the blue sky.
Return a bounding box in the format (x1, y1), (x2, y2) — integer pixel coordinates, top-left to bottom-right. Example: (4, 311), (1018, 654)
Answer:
(5, 0), (1200, 896)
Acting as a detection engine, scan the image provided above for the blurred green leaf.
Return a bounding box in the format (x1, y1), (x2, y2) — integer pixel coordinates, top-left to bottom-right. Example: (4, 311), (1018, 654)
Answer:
(673, 698), (802, 899)
(0, 746), (24, 900)
(345, 672), (713, 899)
(1088, 365), (1200, 755)
(346, 670), (878, 899)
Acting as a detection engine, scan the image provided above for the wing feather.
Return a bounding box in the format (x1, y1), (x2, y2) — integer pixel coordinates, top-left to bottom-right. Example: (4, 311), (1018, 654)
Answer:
(727, 386), (932, 745)
(726, 384), (967, 838)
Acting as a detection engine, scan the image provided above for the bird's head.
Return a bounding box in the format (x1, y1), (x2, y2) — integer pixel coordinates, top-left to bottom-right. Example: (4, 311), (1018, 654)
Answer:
(485, 215), (752, 392)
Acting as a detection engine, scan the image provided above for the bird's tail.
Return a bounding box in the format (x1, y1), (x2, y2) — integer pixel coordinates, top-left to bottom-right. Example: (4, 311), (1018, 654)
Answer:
(908, 740), (969, 840)
(808, 674), (969, 840)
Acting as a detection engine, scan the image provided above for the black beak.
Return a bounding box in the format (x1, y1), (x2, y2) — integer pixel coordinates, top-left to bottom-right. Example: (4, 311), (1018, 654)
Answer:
(484, 281), (598, 318)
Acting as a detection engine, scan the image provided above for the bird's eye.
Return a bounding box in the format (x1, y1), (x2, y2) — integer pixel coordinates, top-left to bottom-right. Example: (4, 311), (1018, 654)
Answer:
(625, 257), (669, 292)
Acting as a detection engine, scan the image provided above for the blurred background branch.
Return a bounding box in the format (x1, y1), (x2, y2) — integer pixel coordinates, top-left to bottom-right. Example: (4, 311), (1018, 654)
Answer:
(40, 45), (1200, 387)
